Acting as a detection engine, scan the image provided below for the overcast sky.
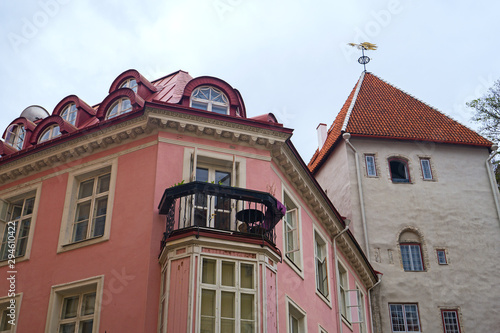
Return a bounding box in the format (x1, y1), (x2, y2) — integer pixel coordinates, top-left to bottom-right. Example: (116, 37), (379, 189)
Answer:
(1, 0), (499, 162)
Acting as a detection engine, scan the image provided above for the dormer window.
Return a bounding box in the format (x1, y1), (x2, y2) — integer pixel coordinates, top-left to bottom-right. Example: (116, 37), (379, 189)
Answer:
(106, 98), (132, 120)
(5, 124), (26, 150)
(190, 86), (229, 115)
(120, 78), (138, 93)
(39, 125), (61, 143)
(61, 103), (78, 126)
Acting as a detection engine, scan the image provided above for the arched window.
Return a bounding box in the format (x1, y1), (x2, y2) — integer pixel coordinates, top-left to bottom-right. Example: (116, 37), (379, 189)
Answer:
(5, 124), (26, 150)
(106, 98), (132, 120)
(399, 230), (424, 271)
(389, 158), (410, 183)
(190, 86), (229, 114)
(60, 103), (78, 126)
(120, 78), (138, 93)
(39, 125), (61, 143)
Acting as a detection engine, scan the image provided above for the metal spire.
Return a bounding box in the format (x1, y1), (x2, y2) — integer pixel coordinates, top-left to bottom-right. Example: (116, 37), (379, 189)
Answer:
(348, 42), (378, 72)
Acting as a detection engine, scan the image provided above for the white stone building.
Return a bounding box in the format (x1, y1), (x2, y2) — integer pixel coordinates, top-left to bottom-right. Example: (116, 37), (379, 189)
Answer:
(308, 72), (500, 332)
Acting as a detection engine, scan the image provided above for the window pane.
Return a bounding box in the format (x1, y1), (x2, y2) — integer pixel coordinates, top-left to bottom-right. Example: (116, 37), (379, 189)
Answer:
(222, 261), (235, 286)
(389, 304), (405, 331)
(202, 259), (216, 284)
(0, 309), (12, 330)
(79, 319), (93, 333)
(196, 168), (209, 182)
(240, 263), (254, 289)
(60, 322), (76, 333)
(23, 197), (35, 215)
(201, 289), (215, 333)
(61, 296), (79, 319)
(78, 179), (95, 199)
(97, 174), (110, 193)
(192, 101), (209, 111)
(290, 316), (299, 333)
(405, 305), (420, 331)
(421, 159), (432, 179)
(443, 311), (460, 333)
(240, 293), (254, 320)
(366, 155), (376, 176)
(81, 292), (96, 316)
(212, 105), (228, 114)
(215, 171), (231, 186)
(221, 291), (235, 319)
(73, 220), (88, 242)
(75, 201), (91, 222)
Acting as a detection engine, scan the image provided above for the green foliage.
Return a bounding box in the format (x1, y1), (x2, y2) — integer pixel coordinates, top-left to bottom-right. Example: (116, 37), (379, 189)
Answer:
(170, 180), (185, 187)
(467, 79), (500, 142)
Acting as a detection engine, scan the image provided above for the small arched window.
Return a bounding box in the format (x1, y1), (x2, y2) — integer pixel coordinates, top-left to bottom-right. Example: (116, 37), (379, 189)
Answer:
(389, 158), (410, 183)
(190, 86), (229, 114)
(399, 230), (424, 271)
(61, 103), (78, 126)
(106, 98), (132, 120)
(5, 124), (26, 150)
(39, 125), (61, 143)
(120, 78), (138, 93)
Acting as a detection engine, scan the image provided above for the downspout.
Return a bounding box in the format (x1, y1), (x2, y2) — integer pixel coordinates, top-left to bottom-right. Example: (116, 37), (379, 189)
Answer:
(334, 220), (350, 333)
(486, 144), (500, 224)
(367, 273), (383, 333)
(342, 133), (370, 260)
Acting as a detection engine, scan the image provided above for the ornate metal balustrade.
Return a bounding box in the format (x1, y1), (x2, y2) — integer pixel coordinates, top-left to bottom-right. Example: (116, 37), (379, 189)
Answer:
(158, 181), (286, 249)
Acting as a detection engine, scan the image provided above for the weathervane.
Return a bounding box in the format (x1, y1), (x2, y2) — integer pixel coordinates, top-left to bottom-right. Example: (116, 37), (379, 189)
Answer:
(348, 42), (377, 72)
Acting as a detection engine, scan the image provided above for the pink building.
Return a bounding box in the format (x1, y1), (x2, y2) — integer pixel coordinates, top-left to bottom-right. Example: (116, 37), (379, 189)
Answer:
(0, 69), (377, 332)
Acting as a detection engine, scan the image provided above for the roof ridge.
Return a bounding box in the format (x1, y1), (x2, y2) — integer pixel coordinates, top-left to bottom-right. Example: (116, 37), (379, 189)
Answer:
(341, 71), (365, 132)
(365, 72), (481, 136)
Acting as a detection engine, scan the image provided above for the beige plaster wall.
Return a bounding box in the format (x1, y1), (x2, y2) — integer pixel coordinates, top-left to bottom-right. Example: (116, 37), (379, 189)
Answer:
(316, 137), (500, 332)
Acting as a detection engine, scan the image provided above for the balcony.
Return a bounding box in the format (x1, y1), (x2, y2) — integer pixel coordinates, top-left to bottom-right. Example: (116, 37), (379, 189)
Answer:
(158, 181), (286, 249)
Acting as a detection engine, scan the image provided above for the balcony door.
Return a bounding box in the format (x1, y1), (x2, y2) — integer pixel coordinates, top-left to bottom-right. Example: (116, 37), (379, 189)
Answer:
(194, 166), (232, 229)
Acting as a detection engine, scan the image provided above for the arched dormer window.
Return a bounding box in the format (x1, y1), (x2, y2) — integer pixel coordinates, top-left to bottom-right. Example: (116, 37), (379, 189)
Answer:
(388, 158), (410, 183)
(60, 103), (78, 126)
(398, 229), (425, 271)
(190, 86), (229, 115)
(5, 124), (26, 150)
(120, 78), (138, 93)
(106, 98), (133, 120)
(38, 125), (61, 143)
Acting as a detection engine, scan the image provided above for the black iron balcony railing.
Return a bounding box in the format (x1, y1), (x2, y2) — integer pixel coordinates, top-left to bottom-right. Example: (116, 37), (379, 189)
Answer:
(158, 181), (286, 249)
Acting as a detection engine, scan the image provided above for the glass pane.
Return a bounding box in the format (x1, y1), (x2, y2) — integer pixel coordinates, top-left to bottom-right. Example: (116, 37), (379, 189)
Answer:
(93, 216), (106, 237)
(60, 322), (76, 333)
(107, 104), (119, 119)
(23, 197), (35, 215)
(200, 317), (215, 333)
(0, 309), (12, 330)
(221, 291), (235, 318)
(240, 294), (254, 320)
(97, 174), (110, 193)
(73, 221), (88, 242)
(196, 168), (209, 182)
(61, 296), (79, 319)
(241, 321), (255, 333)
(78, 179), (94, 199)
(81, 292), (96, 315)
(75, 201), (91, 222)
(121, 99), (132, 111)
(79, 319), (93, 333)
(18, 219), (31, 237)
(202, 259), (216, 284)
(192, 101), (209, 111)
(221, 319), (235, 333)
(94, 197), (108, 218)
(215, 171), (231, 186)
(389, 304), (405, 331)
(10, 205), (22, 221)
(201, 289), (215, 333)
(212, 105), (228, 114)
(221, 261), (235, 286)
(240, 263), (254, 289)
(290, 316), (299, 333)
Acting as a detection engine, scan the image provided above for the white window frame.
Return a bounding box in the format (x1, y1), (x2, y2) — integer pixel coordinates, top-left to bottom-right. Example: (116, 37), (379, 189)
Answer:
(0, 184), (41, 267)
(420, 158), (433, 180)
(61, 103), (78, 126)
(0, 294), (22, 332)
(441, 309), (461, 333)
(389, 303), (421, 332)
(282, 189), (303, 275)
(106, 97), (133, 120)
(400, 243), (424, 271)
(337, 261), (350, 323)
(5, 125), (25, 151)
(198, 256), (257, 333)
(45, 276), (104, 333)
(436, 249), (447, 265)
(190, 86), (230, 115)
(120, 78), (138, 93)
(314, 229), (330, 301)
(286, 296), (306, 333)
(57, 160), (117, 253)
(38, 124), (61, 143)
(365, 154), (377, 177)
(355, 284), (367, 333)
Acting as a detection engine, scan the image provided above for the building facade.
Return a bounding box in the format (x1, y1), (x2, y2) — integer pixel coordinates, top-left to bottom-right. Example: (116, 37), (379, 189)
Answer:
(0, 69), (377, 332)
(309, 72), (500, 332)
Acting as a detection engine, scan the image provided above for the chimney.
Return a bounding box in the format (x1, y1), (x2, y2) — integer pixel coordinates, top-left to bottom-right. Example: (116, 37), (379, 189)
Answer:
(317, 123), (327, 149)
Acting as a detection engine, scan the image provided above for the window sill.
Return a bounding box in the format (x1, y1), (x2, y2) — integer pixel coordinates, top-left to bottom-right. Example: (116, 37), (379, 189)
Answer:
(58, 235), (109, 253)
(315, 289), (332, 309)
(283, 256), (304, 280)
(0, 255), (29, 267)
(341, 314), (353, 331)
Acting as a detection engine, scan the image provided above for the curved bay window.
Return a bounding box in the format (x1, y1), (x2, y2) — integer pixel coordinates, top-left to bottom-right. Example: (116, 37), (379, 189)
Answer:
(5, 124), (26, 150)
(106, 98), (132, 120)
(120, 78), (138, 93)
(39, 125), (61, 143)
(61, 103), (78, 126)
(190, 86), (229, 114)
(389, 158), (410, 183)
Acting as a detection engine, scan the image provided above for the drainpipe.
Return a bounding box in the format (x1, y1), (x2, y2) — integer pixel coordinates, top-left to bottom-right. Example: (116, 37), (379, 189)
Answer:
(342, 133), (370, 260)
(334, 220), (350, 333)
(486, 144), (500, 224)
(367, 273), (383, 333)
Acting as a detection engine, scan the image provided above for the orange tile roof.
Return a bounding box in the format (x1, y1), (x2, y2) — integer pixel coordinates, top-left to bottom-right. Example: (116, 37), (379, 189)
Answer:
(308, 72), (492, 173)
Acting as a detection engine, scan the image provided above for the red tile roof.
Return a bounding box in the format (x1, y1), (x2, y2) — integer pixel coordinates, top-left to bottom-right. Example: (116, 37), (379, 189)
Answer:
(308, 72), (492, 173)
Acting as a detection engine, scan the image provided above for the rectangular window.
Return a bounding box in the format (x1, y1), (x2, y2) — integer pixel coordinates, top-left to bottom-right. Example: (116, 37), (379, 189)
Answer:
(365, 155), (377, 177)
(200, 258), (256, 332)
(59, 292), (96, 332)
(389, 304), (421, 332)
(356, 286), (366, 333)
(441, 309), (461, 333)
(437, 249), (447, 265)
(314, 232), (328, 298)
(400, 244), (424, 271)
(420, 158), (433, 180)
(283, 192), (301, 270)
(0, 294), (21, 332)
(338, 263), (349, 321)
(287, 298), (306, 333)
